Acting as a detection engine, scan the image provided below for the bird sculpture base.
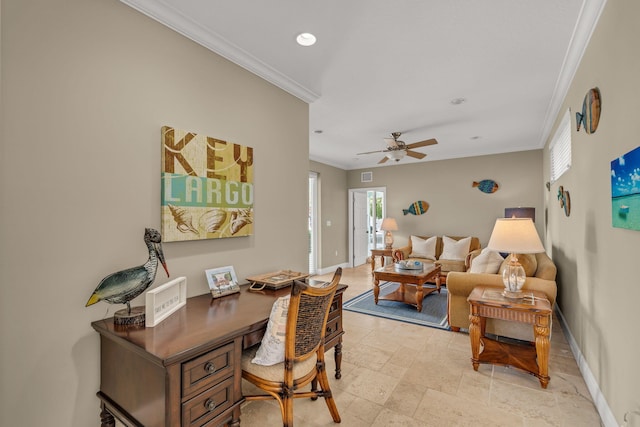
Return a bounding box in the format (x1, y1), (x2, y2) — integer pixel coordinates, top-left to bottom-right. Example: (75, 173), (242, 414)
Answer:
(114, 306), (145, 326)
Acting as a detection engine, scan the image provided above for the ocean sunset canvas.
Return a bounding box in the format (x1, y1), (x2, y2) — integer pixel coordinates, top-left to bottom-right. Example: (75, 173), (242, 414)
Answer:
(611, 146), (640, 230)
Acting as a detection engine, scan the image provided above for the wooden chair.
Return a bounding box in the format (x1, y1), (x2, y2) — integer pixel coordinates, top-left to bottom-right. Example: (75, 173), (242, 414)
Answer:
(241, 268), (342, 426)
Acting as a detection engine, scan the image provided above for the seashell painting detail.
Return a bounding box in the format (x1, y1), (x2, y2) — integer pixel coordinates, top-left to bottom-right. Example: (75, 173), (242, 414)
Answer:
(230, 209), (253, 235)
(200, 209), (228, 233)
(168, 204), (199, 234)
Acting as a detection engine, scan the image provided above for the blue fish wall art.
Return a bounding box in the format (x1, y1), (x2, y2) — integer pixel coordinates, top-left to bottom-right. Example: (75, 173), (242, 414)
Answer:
(472, 179), (499, 194)
(576, 87), (601, 134)
(403, 200), (429, 215)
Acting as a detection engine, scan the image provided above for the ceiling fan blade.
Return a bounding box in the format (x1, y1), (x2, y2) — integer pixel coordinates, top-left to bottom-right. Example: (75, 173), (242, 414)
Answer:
(407, 138), (438, 149)
(406, 150), (427, 159)
(383, 137), (399, 148)
(378, 156), (389, 164)
(357, 149), (386, 155)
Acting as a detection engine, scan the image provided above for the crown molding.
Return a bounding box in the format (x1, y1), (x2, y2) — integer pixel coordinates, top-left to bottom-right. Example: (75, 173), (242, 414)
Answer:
(538, 0), (608, 147)
(120, 0), (320, 103)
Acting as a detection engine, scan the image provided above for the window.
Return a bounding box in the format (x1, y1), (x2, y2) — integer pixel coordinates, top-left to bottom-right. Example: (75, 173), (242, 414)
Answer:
(308, 172), (318, 275)
(550, 109), (572, 183)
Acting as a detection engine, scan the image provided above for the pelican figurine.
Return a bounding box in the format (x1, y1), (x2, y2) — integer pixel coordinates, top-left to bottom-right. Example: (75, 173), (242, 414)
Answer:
(86, 228), (170, 314)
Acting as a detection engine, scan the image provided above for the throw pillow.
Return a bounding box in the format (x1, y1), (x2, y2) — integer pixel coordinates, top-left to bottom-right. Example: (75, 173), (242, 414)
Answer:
(409, 235), (437, 260)
(499, 253), (538, 277)
(440, 236), (472, 261)
(469, 248), (504, 274)
(251, 295), (290, 366)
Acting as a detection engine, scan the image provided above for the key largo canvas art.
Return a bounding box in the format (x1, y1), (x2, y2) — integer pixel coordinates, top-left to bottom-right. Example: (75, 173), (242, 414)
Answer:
(161, 126), (254, 242)
(611, 146), (640, 231)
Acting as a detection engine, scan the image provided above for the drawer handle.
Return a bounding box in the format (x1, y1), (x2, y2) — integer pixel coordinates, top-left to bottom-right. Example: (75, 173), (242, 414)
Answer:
(204, 398), (216, 412)
(326, 326), (334, 334)
(204, 362), (216, 374)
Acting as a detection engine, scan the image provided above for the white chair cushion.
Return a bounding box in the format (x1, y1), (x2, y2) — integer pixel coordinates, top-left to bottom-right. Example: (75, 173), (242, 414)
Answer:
(251, 295), (290, 366)
(242, 345), (318, 381)
(469, 248), (505, 273)
(440, 236), (471, 261)
(409, 235), (437, 260)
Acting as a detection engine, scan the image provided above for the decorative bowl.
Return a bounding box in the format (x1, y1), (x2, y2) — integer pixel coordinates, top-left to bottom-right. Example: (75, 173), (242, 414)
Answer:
(394, 260), (423, 271)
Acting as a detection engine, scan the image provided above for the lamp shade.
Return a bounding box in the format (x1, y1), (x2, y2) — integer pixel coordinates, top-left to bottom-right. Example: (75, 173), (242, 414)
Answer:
(380, 218), (398, 231)
(487, 218), (544, 253)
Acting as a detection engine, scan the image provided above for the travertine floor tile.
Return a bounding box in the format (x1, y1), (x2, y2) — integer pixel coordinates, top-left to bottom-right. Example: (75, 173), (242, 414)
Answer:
(237, 264), (602, 427)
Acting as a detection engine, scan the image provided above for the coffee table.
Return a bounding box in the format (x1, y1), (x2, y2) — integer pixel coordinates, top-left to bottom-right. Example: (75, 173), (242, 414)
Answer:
(373, 262), (441, 312)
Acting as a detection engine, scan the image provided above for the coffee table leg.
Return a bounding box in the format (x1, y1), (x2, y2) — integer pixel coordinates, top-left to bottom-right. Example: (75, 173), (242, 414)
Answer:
(416, 282), (424, 312)
(373, 277), (380, 304)
(534, 314), (551, 388)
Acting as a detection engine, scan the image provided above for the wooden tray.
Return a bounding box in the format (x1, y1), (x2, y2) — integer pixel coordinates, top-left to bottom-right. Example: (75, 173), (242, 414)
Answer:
(246, 270), (309, 291)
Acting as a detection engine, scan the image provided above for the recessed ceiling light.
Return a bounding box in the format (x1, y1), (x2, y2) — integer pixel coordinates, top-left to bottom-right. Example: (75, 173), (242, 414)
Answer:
(296, 33), (317, 47)
(450, 97), (466, 105)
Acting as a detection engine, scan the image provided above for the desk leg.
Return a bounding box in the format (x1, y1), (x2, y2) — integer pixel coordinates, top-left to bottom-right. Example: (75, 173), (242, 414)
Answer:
(469, 308), (481, 371)
(334, 341), (343, 379)
(534, 314), (551, 389)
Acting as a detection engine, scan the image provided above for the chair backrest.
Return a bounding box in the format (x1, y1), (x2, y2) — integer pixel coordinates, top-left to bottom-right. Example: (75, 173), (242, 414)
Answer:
(285, 267), (342, 361)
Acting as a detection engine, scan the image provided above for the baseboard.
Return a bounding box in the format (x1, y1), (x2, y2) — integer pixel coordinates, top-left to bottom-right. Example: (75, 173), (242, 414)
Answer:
(315, 263), (350, 276)
(555, 307), (618, 427)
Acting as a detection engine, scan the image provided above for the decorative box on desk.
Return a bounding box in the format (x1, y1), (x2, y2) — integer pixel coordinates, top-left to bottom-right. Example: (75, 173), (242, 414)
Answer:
(91, 282), (347, 427)
(246, 269), (309, 290)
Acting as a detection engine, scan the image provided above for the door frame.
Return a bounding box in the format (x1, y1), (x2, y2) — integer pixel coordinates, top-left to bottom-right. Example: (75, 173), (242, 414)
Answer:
(348, 187), (387, 268)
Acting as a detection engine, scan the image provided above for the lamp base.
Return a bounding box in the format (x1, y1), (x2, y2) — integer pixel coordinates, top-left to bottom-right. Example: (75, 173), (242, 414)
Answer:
(501, 290), (524, 301)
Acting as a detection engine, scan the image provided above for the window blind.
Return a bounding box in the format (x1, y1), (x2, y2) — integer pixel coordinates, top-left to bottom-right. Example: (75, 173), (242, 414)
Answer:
(550, 109), (572, 183)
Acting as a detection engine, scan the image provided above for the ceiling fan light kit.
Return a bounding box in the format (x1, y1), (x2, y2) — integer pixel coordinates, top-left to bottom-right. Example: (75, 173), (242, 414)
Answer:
(357, 131), (438, 164)
(386, 150), (406, 161)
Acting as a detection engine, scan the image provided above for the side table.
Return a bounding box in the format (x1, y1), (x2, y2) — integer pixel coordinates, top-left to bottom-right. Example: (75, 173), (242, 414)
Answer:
(370, 248), (393, 274)
(467, 286), (552, 388)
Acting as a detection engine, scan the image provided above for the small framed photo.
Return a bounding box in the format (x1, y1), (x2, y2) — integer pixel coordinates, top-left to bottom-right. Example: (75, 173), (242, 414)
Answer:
(145, 276), (187, 327)
(205, 266), (240, 298)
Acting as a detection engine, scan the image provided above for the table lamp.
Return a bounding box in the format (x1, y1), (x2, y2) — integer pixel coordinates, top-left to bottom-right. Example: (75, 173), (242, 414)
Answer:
(487, 218), (544, 299)
(380, 218), (398, 249)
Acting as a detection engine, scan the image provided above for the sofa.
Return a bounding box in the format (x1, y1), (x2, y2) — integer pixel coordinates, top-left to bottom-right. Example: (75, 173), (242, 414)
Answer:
(446, 251), (557, 341)
(393, 235), (481, 283)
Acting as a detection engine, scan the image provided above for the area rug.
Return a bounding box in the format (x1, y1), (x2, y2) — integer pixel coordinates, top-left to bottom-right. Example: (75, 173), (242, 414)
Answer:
(343, 282), (450, 330)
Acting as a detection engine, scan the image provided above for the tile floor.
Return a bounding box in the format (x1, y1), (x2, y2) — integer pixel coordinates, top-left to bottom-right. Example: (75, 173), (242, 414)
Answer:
(239, 264), (603, 426)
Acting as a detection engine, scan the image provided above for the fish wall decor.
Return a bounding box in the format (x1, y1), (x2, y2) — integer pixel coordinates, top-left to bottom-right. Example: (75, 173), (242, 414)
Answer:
(576, 87), (601, 134)
(403, 200), (429, 215)
(557, 186), (571, 217)
(472, 179), (499, 194)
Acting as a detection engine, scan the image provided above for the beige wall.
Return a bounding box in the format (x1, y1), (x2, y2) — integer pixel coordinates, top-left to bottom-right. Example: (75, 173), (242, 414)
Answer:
(543, 0), (640, 423)
(310, 161), (349, 270)
(347, 150), (544, 246)
(0, 0), (308, 425)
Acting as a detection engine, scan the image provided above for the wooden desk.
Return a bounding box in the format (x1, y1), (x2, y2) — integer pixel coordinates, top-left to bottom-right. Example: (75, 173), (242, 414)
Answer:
(467, 286), (552, 388)
(91, 283), (347, 427)
(370, 248), (393, 274)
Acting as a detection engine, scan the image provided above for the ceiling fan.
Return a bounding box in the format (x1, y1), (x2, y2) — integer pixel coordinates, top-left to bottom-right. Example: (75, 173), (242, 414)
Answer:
(357, 132), (438, 164)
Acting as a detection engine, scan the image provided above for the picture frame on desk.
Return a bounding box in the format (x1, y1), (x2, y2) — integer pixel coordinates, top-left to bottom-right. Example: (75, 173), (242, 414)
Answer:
(206, 265), (240, 298)
(145, 276), (187, 327)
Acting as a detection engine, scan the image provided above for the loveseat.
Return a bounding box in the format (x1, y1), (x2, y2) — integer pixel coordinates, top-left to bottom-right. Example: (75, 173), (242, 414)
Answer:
(393, 235), (481, 283)
(446, 251), (557, 341)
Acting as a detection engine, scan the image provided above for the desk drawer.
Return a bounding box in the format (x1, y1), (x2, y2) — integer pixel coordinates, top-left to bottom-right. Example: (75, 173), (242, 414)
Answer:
(182, 341), (235, 399)
(328, 296), (342, 320)
(325, 317), (342, 342)
(182, 375), (234, 427)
